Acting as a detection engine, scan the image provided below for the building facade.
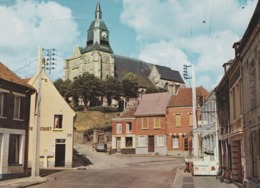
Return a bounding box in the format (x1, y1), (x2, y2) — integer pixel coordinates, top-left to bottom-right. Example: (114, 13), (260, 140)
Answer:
(28, 71), (76, 168)
(166, 88), (194, 156)
(239, 2), (260, 187)
(215, 2), (259, 187)
(0, 62), (35, 180)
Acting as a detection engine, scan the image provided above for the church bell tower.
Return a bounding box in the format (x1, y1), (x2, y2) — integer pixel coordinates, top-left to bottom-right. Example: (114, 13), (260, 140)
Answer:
(84, 1), (113, 53)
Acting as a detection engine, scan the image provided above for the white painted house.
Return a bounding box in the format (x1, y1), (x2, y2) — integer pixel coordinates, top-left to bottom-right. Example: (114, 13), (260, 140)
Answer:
(27, 71), (76, 168)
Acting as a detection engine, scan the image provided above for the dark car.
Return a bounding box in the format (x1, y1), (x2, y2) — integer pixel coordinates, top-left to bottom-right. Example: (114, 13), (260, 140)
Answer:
(95, 143), (107, 152)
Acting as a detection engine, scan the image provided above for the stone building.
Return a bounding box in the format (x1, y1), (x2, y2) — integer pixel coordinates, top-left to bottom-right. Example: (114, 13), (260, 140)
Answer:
(64, 2), (185, 96)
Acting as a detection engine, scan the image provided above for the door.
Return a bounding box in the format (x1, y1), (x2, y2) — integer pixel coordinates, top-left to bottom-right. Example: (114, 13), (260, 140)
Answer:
(55, 144), (66, 167)
(148, 136), (154, 152)
(116, 137), (121, 152)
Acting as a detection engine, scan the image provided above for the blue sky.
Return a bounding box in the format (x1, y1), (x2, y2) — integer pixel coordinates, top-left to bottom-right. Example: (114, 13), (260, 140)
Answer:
(0, 0), (257, 91)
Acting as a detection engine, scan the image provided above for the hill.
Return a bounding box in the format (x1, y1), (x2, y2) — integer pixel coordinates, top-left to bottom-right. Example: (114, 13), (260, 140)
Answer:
(74, 110), (119, 131)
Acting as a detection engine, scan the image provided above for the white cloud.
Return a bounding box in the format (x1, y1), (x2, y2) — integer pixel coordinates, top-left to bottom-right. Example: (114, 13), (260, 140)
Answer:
(121, 0), (257, 90)
(0, 0), (79, 79)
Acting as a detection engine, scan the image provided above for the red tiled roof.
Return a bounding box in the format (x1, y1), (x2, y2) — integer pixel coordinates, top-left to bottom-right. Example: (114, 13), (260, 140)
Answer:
(168, 88), (192, 107)
(0, 62), (34, 89)
(134, 92), (171, 116)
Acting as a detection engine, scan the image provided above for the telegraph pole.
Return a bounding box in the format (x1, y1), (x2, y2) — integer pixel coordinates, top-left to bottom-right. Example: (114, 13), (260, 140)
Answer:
(183, 64), (198, 158)
(31, 47), (43, 177)
(191, 66), (198, 158)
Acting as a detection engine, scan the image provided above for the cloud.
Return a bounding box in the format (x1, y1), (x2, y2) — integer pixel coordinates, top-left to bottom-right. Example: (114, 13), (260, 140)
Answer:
(121, 0), (257, 90)
(0, 0), (79, 79)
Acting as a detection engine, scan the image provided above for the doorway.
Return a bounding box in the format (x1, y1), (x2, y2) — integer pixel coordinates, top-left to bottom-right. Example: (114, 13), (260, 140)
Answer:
(148, 136), (154, 152)
(55, 139), (66, 167)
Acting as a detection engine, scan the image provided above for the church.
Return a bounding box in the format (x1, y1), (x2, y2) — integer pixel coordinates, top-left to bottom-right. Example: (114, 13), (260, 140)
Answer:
(64, 2), (185, 96)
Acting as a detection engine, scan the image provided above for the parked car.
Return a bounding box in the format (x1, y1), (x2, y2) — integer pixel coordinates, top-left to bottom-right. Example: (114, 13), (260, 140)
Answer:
(95, 143), (107, 152)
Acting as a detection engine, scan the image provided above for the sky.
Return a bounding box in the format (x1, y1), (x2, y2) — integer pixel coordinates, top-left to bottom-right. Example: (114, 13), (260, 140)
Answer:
(0, 0), (258, 91)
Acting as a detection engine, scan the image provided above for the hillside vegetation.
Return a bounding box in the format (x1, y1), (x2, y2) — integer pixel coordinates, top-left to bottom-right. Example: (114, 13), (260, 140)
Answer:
(74, 110), (119, 131)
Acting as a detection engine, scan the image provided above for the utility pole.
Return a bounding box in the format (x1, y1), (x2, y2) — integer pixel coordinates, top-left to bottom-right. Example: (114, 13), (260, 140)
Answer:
(31, 47), (43, 177)
(183, 64), (198, 158)
(191, 66), (198, 158)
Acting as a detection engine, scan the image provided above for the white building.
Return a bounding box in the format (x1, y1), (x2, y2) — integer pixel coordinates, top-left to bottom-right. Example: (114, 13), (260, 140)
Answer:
(28, 71), (76, 168)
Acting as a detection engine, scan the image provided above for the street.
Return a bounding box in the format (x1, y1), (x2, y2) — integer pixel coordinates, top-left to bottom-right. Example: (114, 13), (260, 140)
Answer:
(30, 144), (183, 188)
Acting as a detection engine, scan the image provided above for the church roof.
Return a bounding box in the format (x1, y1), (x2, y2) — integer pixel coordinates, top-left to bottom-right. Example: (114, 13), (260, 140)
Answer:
(155, 65), (184, 83)
(113, 54), (154, 88)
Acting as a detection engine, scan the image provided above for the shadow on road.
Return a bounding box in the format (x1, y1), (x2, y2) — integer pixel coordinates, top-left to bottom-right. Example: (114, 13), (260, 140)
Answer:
(72, 148), (93, 168)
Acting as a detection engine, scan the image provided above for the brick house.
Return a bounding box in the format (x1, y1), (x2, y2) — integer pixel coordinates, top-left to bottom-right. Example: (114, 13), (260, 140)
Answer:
(166, 88), (194, 156)
(0, 62), (35, 180)
(134, 92), (171, 155)
(111, 107), (137, 154)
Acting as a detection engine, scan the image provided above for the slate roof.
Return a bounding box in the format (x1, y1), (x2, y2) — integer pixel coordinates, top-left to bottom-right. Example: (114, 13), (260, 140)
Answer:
(134, 92), (171, 116)
(168, 88), (192, 107)
(155, 65), (184, 83)
(113, 54), (154, 88)
(0, 62), (34, 90)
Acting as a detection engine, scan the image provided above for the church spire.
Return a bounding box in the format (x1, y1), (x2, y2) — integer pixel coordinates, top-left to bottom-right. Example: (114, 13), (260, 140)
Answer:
(95, 1), (102, 19)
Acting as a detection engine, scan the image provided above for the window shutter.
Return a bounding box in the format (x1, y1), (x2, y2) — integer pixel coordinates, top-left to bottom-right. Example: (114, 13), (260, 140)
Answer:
(145, 136), (148, 146)
(136, 136), (139, 147)
(155, 135), (157, 147)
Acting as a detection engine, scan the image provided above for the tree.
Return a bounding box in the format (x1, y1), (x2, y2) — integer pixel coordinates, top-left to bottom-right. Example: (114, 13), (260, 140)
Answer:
(102, 76), (122, 106)
(70, 73), (103, 107)
(53, 78), (72, 99)
(121, 72), (139, 99)
(145, 86), (167, 94)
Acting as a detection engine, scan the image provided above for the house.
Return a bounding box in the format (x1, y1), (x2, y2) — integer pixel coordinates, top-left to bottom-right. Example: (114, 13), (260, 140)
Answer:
(111, 107), (137, 154)
(0, 62), (35, 180)
(27, 70), (76, 168)
(134, 92), (171, 155)
(166, 88), (194, 156)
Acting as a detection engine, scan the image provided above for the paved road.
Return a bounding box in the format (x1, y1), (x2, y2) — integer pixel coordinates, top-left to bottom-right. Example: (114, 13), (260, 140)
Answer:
(0, 143), (239, 188)
(30, 144), (182, 188)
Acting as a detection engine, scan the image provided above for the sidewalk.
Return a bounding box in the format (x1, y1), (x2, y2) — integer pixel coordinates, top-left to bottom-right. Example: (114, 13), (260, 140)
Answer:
(0, 176), (48, 188)
(172, 166), (238, 188)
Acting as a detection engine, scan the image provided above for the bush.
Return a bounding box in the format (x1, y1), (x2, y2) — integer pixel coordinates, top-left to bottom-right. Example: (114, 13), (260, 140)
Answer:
(88, 106), (119, 113)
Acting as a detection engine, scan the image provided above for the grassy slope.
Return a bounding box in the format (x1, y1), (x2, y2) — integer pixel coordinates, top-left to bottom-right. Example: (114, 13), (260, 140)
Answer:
(74, 110), (119, 131)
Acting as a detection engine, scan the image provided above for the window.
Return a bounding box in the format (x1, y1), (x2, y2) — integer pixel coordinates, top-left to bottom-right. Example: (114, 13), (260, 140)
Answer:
(154, 117), (161, 129)
(126, 137), (133, 147)
(156, 135), (165, 146)
(142, 118), (148, 129)
(172, 136), (179, 148)
(8, 135), (20, 165)
(175, 114), (181, 127)
(116, 123), (122, 134)
(138, 136), (147, 147)
(189, 114), (193, 126)
(0, 93), (4, 117)
(54, 115), (63, 129)
(14, 95), (23, 119)
(126, 122), (132, 133)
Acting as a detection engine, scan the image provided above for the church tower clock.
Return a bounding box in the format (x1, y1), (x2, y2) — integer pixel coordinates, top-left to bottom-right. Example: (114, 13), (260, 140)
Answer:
(85, 1), (113, 53)
(64, 2), (114, 81)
